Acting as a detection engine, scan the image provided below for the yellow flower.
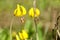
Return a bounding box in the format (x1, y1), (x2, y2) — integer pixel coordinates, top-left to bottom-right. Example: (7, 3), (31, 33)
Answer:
(19, 30), (28, 40)
(29, 8), (40, 17)
(14, 4), (26, 17)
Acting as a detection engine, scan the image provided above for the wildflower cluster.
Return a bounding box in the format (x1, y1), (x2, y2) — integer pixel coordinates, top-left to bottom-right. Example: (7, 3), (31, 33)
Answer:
(14, 4), (40, 17)
(13, 4), (40, 40)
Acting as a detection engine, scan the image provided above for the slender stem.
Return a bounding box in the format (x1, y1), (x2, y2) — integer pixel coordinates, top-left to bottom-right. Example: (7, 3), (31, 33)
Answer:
(33, 0), (39, 40)
(33, 0), (36, 8)
(34, 18), (39, 40)
(10, 17), (14, 40)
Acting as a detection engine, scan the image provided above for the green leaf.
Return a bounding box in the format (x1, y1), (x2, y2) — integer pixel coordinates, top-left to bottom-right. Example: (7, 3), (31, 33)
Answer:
(37, 22), (43, 40)
(1, 35), (7, 40)
(24, 20), (32, 32)
(0, 28), (10, 40)
(24, 20), (35, 39)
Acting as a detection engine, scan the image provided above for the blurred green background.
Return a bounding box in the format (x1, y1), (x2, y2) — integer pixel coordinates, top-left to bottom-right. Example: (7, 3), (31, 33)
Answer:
(0, 0), (60, 40)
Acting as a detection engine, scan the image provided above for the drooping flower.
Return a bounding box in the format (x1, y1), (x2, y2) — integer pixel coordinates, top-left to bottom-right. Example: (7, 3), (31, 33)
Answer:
(14, 4), (26, 17)
(29, 8), (40, 17)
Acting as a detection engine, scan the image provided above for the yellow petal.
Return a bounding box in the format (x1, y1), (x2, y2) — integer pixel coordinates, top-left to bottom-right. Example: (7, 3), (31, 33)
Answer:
(35, 8), (40, 17)
(22, 30), (28, 39)
(16, 4), (22, 16)
(16, 9), (21, 16)
(21, 6), (26, 16)
(29, 8), (34, 17)
(17, 4), (20, 9)
(16, 34), (20, 40)
(19, 32), (23, 39)
(14, 4), (22, 17)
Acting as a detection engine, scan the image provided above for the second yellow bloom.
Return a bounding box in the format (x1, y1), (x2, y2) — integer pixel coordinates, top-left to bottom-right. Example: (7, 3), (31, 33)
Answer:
(29, 8), (40, 17)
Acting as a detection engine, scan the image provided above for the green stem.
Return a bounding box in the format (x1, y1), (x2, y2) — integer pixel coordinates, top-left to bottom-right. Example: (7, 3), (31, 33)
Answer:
(33, 0), (37, 38)
(34, 18), (39, 40)
(33, 0), (39, 39)
(10, 17), (14, 40)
